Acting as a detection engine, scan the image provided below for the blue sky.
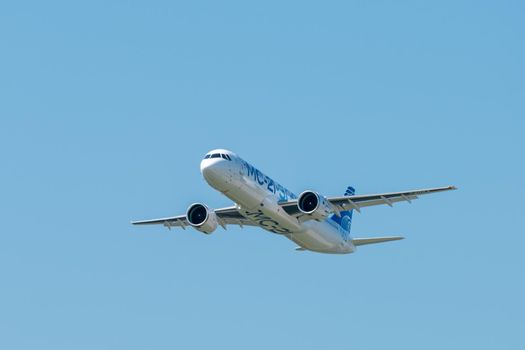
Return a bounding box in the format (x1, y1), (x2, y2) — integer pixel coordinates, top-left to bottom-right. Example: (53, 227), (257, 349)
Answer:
(1, 1), (524, 349)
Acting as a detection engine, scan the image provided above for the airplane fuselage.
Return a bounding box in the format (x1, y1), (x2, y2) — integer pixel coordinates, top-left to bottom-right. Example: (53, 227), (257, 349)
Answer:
(201, 150), (355, 254)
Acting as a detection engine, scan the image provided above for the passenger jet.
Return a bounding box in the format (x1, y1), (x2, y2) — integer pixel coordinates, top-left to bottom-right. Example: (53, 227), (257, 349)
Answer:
(133, 149), (456, 254)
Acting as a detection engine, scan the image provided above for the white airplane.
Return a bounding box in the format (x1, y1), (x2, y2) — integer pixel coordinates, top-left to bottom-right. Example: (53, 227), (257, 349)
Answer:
(133, 149), (456, 254)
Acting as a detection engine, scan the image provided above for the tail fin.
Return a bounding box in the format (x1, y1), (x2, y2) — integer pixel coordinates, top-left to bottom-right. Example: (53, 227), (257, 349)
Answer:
(344, 186), (355, 197)
(332, 186), (355, 232)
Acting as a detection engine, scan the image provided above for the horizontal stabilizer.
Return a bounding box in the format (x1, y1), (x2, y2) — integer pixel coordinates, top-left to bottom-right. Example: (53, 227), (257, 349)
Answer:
(352, 236), (404, 246)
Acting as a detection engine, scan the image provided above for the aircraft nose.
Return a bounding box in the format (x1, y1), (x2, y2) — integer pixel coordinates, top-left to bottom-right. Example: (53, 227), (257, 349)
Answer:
(200, 157), (226, 186)
(200, 159), (212, 176)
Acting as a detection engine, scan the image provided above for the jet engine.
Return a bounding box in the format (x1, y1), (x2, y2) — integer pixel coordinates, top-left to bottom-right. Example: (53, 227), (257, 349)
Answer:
(297, 191), (333, 221)
(186, 203), (218, 234)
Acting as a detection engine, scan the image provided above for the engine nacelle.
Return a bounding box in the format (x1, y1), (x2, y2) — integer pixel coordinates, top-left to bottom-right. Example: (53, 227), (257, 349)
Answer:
(297, 191), (333, 221)
(186, 203), (218, 234)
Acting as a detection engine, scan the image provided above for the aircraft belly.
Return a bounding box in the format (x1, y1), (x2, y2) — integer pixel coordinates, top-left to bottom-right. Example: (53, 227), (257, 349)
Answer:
(221, 170), (353, 253)
(237, 196), (302, 234)
(223, 175), (300, 234)
(289, 221), (355, 254)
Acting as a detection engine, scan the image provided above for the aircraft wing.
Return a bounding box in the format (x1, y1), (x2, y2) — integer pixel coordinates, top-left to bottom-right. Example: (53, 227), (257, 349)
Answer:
(131, 205), (257, 229)
(279, 185), (457, 217)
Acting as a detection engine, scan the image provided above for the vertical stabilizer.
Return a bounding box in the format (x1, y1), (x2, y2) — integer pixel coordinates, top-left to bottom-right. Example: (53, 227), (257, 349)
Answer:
(332, 186), (355, 232)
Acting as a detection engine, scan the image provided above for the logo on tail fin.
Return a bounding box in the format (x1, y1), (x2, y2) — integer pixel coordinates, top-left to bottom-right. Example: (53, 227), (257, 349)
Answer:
(344, 186), (355, 196)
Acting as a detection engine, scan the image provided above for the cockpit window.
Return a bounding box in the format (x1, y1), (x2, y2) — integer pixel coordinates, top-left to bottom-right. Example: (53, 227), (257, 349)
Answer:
(205, 153), (232, 160)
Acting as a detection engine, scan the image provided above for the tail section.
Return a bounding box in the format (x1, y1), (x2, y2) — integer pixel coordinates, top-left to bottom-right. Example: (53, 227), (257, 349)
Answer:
(352, 236), (404, 246)
(344, 186), (355, 197)
(335, 186), (405, 248)
(332, 186), (355, 232)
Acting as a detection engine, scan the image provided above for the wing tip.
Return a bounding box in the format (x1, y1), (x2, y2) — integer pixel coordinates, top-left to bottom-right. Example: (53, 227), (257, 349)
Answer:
(130, 219), (166, 225)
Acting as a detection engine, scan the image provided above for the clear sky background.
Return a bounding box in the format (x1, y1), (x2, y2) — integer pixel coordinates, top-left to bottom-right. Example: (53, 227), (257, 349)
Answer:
(1, 1), (524, 349)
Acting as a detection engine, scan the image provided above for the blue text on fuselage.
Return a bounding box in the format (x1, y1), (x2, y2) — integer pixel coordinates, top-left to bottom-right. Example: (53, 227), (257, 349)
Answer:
(240, 160), (297, 202)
